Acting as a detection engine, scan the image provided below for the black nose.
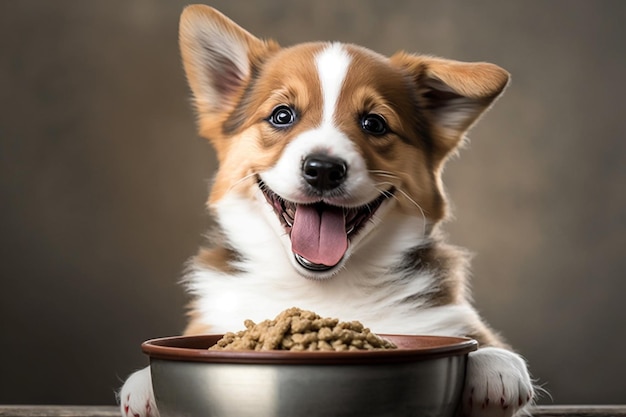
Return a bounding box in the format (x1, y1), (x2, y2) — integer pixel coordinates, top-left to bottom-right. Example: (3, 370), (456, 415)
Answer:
(302, 154), (348, 191)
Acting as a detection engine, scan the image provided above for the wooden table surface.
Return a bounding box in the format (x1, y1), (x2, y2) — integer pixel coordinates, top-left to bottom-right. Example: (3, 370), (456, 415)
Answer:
(1, 405), (625, 417)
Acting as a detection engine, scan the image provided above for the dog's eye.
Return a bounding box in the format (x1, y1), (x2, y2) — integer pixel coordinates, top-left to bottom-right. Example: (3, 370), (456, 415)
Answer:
(361, 114), (388, 136)
(268, 105), (296, 128)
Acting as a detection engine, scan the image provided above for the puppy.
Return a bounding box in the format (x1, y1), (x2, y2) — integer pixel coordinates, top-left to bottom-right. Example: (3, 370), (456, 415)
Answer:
(120, 5), (535, 417)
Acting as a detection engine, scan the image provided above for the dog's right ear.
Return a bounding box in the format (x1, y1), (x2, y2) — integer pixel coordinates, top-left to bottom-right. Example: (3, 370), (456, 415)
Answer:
(179, 5), (278, 115)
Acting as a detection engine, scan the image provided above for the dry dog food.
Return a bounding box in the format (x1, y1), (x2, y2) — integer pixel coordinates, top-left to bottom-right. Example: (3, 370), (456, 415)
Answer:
(210, 307), (397, 351)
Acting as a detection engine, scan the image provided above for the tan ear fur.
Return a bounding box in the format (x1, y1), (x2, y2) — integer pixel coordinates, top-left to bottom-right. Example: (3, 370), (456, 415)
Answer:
(178, 5), (279, 115)
(391, 53), (510, 153)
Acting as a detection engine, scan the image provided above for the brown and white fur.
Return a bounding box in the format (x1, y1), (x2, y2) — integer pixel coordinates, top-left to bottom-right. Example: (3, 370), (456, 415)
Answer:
(120, 5), (535, 417)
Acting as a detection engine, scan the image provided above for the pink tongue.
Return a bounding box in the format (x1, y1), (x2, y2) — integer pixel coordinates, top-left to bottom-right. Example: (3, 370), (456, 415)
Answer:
(291, 204), (348, 267)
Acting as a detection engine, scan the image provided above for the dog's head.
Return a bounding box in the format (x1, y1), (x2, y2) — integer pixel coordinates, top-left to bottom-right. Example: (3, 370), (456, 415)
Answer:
(179, 5), (509, 279)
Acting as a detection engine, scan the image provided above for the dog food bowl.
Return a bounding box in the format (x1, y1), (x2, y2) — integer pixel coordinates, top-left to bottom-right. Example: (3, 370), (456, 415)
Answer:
(142, 334), (477, 417)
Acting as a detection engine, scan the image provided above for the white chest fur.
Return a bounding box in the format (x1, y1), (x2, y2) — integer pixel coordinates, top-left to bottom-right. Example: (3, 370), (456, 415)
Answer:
(184, 192), (480, 336)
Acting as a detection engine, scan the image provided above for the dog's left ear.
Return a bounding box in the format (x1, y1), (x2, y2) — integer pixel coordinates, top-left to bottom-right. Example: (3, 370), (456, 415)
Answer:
(391, 53), (510, 155)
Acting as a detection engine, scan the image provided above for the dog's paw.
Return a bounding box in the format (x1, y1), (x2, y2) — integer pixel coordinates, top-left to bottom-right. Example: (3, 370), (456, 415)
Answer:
(462, 347), (534, 417)
(119, 366), (159, 417)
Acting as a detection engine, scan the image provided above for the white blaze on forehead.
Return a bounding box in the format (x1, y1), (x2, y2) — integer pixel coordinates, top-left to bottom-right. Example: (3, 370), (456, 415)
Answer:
(316, 43), (351, 126)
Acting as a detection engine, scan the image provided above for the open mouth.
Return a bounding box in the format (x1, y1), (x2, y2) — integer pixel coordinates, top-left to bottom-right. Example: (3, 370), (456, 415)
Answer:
(260, 180), (394, 272)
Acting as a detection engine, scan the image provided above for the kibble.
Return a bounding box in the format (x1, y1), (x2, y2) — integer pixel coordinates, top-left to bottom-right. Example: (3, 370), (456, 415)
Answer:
(209, 307), (397, 351)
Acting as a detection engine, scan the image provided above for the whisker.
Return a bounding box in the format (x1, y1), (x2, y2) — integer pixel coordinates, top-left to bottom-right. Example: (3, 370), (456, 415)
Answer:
(228, 172), (259, 193)
(369, 169), (400, 180)
(373, 181), (428, 236)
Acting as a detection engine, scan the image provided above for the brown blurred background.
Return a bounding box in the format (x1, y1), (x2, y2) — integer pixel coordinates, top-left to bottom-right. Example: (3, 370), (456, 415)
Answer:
(1, 0), (625, 406)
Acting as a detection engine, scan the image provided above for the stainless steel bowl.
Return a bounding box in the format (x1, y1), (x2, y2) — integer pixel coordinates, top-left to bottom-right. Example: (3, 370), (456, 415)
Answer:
(143, 334), (477, 417)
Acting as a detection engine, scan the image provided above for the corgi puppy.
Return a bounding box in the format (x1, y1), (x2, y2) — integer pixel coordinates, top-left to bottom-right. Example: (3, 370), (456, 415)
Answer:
(120, 5), (535, 417)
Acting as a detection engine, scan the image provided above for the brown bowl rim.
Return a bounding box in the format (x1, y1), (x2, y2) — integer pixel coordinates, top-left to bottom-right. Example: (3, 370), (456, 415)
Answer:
(142, 334), (478, 365)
